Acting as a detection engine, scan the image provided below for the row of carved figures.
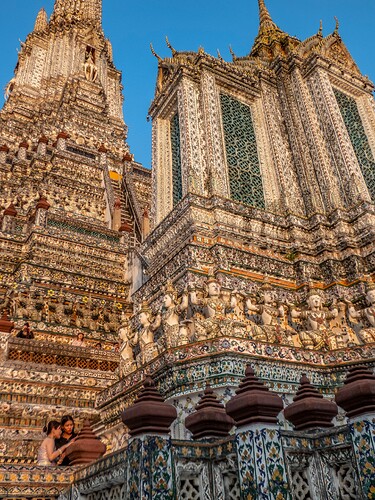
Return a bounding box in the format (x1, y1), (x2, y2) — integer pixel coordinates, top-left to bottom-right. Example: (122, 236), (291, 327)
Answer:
(0, 291), (121, 333)
(118, 278), (375, 375)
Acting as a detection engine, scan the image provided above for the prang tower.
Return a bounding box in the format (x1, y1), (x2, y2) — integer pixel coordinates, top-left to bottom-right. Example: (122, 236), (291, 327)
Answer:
(95, 2), (375, 499)
(0, 0), (150, 465)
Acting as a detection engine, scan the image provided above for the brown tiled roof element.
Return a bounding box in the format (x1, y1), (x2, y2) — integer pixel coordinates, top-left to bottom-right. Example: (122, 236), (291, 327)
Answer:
(335, 365), (375, 418)
(122, 376), (177, 436)
(185, 386), (234, 439)
(65, 420), (106, 465)
(4, 204), (17, 217)
(36, 195), (51, 211)
(0, 313), (14, 333)
(226, 365), (283, 426)
(284, 374), (338, 430)
(38, 135), (49, 144)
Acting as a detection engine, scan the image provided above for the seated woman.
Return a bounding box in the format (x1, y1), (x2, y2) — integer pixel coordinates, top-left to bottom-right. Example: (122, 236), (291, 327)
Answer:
(16, 322), (34, 339)
(55, 415), (77, 466)
(71, 332), (86, 347)
(37, 421), (75, 466)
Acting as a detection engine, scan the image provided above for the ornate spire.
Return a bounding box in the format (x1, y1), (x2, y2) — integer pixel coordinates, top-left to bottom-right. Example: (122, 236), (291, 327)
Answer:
(52, 0), (102, 27)
(258, 0), (278, 32)
(249, 0), (299, 61)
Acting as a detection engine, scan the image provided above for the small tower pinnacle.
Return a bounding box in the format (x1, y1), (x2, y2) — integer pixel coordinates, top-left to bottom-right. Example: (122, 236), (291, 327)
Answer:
(34, 8), (48, 33)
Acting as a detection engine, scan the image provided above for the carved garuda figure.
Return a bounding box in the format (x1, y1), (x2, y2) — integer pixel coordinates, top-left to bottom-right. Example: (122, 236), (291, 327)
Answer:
(246, 282), (294, 346)
(291, 289), (344, 350)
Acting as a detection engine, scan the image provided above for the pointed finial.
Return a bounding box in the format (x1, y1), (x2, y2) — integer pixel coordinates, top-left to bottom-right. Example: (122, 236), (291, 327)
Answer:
(334, 16), (340, 34)
(229, 45), (236, 61)
(318, 20), (323, 37)
(150, 43), (162, 62)
(165, 36), (177, 56)
(217, 49), (224, 62)
(258, 0), (275, 27)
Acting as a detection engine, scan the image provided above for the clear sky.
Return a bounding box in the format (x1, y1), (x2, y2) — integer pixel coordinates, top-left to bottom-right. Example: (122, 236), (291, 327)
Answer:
(0, 0), (374, 169)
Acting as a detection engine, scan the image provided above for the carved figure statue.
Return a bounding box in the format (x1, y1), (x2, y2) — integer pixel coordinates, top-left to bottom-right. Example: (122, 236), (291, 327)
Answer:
(152, 281), (189, 348)
(84, 51), (98, 82)
(53, 294), (66, 324)
(40, 298), (50, 323)
(347, 283), (375, 343)
(291, 290), (341, 350)
(133, 303), (158, 365)
(118, 319), (136, 376)
(25, 293), (39, 321)
(190, 276), (228, 340)
(0, 290), (12, 316)
(246, 283), (294, 345)
(227, 290), (247, 322)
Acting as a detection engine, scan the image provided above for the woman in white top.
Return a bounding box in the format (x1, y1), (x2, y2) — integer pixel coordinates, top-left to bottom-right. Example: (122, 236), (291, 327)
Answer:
(71, 332), (86, 347)
(37, 421), (74, 466)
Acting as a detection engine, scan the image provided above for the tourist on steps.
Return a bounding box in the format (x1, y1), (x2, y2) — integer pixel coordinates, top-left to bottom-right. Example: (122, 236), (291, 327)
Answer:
(55, 415), (78, 466)
(16, 322), (34, 339)
(37, 421), (75, 466)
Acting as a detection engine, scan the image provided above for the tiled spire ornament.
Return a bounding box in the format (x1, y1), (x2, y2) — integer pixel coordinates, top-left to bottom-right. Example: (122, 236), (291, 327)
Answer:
(122, 376), (177, 436)
(284, 374), (338, 430)
(185, 386), (234, 439)
(226, 365), (283, 426)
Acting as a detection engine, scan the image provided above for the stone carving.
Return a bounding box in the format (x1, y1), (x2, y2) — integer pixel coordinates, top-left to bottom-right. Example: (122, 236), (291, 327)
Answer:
(118, 319), (136, 376)
(152, 281), (189, 348)
(291, 289), (343, 350)
(133, 303), (158, 365)
(84, 48), (98, 82)
(190, 276), (230, 340)
(347, 282), (375, 343)
(246, 282), (294, 346)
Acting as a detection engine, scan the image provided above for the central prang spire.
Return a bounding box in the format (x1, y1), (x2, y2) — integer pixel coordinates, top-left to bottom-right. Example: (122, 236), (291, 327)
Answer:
(52, 0), (102, 26)
(258, 0), (278, 32)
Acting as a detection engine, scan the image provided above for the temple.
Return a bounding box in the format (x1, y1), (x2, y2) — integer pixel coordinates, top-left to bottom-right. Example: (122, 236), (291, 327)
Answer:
(1, 0), (375, 499)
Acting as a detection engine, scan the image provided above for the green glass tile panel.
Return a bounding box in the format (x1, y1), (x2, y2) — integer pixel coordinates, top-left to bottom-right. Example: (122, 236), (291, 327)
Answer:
(220, 93), (265, 208)
(171, 113), (183, 206)
(334, 88), (375, 201)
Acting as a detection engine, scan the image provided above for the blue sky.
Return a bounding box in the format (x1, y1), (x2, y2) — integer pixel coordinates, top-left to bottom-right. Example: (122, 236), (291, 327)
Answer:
(1, 0), (374, 168)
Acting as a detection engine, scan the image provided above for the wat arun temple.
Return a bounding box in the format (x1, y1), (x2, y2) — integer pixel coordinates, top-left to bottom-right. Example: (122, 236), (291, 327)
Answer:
(0, 0), (374, 498)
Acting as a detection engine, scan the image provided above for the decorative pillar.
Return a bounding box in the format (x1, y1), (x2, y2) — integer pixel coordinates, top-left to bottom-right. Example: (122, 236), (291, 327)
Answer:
(56, 131), (69, 150)
(122, 376), (177, 499)
(37, 135), (48, 155)
(119, 221), (133, 244)
(0, 144), (9, 163)
(2, 204), (17, 232)
(226, 365), (290, 500)
(98, 143), (107, 165)
(17, 140), (29, 161)
(284, 374), (338, 430)
(185, 386), (234, 439)
(65, 420), (106, 465)
(335, 365), (375, 498)
(35, 195), (50, 227)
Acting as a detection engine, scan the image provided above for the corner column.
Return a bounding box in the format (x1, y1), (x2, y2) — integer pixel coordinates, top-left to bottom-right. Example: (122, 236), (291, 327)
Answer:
(226, 366), (291, 500)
